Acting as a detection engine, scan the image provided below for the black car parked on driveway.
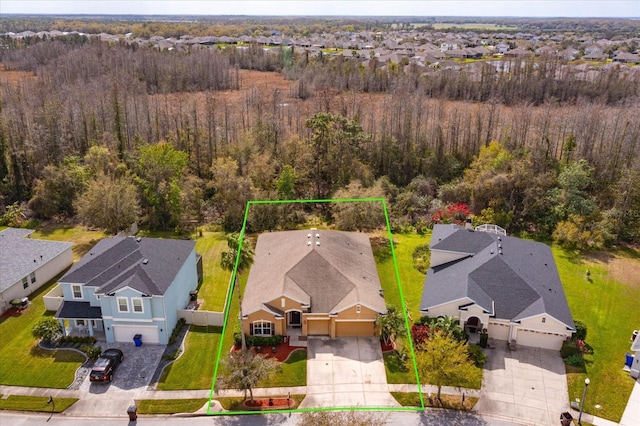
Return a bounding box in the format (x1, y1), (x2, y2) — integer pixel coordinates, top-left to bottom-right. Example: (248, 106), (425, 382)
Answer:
(89, 348), (124, 383)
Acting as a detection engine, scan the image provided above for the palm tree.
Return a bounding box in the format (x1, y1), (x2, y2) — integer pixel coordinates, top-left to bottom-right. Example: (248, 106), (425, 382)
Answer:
(221, 232), (254, 352)
(428, 316), (465, 341)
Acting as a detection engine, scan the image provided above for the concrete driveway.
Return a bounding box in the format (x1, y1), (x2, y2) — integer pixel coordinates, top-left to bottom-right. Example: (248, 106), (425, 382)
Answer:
(299, 336), (400, 408)
(79, 342), (165, 392)
(474, 344), (569, 426)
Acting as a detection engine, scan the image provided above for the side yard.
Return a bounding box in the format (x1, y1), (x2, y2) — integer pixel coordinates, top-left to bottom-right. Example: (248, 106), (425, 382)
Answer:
(555, 246), (640, 422)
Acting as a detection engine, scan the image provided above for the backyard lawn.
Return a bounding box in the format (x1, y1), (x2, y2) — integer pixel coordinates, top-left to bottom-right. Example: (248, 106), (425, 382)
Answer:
(31, 226), (106, 261)
(0, 281), (85, 388)
(554, 246), (640, 422)
(193, 231), (232, 311)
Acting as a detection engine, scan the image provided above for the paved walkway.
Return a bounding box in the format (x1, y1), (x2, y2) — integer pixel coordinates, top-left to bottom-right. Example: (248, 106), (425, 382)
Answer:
(621, 377), (640, 426)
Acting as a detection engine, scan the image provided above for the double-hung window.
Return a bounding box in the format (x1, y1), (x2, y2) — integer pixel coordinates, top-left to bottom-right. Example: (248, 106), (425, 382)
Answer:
(117, 297), (129, 313)
(132, 298), (143, 313)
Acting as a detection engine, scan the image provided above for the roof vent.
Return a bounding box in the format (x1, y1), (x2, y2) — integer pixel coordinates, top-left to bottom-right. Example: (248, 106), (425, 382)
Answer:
(498, 244), (502, 249)
(136, 237), (142, 242)
(307, 241), (311, 246)
(498, 250), (503, 255)
(307, 233), (311, 238)
(316, 233), (320, 239)
(142, 259), (149, 264)
(498, 236), (502, 241)
(316, 241), (320, 246)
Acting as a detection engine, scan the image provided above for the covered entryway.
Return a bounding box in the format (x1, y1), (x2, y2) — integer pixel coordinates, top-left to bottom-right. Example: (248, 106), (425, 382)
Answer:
(113, 324), (160, 344)
(307, 318), (330, 336)
(335, 321), (375, 337)
(465, 316), (483, 334)
(287, 311), (302, 327)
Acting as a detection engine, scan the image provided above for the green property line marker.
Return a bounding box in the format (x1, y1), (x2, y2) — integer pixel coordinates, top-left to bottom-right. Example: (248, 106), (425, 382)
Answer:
(207, 197), (424, 415)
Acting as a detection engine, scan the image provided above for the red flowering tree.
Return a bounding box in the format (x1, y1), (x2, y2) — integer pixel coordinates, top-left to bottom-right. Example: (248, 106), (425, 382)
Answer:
(430, 203), (471, 226)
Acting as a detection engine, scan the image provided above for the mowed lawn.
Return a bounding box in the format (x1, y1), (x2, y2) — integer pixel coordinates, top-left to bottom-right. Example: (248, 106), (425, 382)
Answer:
(554, 246), (640, 422)
(157, 326), (223, 390)
(0, 226), (105, 388)
(0, 281), (85, 388)
(193, 231), (232, 311)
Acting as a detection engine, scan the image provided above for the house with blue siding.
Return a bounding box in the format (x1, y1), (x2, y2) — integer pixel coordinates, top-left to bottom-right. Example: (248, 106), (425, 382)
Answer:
(54, 236), (199, 345)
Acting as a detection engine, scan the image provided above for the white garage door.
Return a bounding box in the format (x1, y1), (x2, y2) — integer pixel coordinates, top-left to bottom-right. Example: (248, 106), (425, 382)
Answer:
(113, 325), (160, 344)
(516, 329), (565, 351)
(488, 322), (510, 341)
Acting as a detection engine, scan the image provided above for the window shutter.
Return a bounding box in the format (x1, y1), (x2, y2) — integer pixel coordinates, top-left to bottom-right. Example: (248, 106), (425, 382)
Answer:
(250, 323), (254, 335)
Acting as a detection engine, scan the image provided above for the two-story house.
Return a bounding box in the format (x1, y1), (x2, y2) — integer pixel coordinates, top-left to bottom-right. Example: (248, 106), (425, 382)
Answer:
(54, 236), (199, 345)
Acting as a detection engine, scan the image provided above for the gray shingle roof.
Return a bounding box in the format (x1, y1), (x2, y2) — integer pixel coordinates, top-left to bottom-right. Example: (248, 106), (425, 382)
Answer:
(242, 230), (386, 316)
(421, 224), (575, 329)
(55, 301), (103, 319)
(0, 228), (73, 292)
(61, 236), (195, 296)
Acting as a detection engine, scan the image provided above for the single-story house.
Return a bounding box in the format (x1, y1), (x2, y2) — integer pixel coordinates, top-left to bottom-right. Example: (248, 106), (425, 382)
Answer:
(420, 223), (575, 351)
(241, 230), (387, 339)
(0, 228), (73, 314)
(54, 236), (200, 344)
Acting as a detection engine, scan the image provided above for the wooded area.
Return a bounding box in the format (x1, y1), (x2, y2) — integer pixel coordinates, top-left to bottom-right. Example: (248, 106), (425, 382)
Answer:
(0, 23), (638, 247)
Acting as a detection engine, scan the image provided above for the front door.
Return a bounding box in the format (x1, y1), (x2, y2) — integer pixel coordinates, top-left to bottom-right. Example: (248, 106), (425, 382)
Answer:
(288, 311), (301, 327)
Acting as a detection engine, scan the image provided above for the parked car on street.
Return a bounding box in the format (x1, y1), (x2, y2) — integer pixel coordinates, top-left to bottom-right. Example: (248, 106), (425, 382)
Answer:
(89, 348), (124, 383)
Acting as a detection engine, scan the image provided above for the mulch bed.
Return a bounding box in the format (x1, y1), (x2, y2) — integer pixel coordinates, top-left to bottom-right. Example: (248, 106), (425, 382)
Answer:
(243, 397), (296, 410)
(0, 307), (27, 320)
(233, 342), (304, 362)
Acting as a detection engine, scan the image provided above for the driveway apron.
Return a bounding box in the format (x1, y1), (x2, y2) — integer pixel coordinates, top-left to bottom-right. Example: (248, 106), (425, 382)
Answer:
(300, 336), (400, 408)
(474, 344), (569, 426)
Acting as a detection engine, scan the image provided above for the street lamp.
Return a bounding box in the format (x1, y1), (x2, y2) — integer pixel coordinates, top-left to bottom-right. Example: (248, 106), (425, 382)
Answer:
(578, 377), (590, 425)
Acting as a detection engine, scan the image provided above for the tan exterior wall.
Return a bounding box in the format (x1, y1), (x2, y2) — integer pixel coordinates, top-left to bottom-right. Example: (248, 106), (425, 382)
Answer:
(242, 310), (284, 336)
(460, 305), (490, 329)
(421, 300), (464, 319)
(518, 315), (572, 335)
(336, 304), (379, 320)
(265, 296), (307, 313)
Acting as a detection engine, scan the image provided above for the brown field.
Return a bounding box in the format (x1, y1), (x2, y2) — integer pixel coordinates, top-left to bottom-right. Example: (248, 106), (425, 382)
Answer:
(0, 63), (36, 85)
(584, 251), (640, 289)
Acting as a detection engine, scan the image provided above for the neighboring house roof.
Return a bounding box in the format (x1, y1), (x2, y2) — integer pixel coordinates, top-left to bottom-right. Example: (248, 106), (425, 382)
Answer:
(243, 230), (386, 316)
(61, 236), (195, 296)
(421, 224), (574, 330)
(55, 301), (103, 319)
(0, 228), (73, 293)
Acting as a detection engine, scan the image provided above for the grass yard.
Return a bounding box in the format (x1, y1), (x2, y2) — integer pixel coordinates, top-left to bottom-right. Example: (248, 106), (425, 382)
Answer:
(375, 231), (431, 320)
(0, 395), (79, 412)
(157, 326), (222, 390)
(391, 392), (478, 410)
(259, 350), (307, 387)
(31, 225), (107, 261)
(384, 350), (417, 384)
(193, 231), (232, 311)
(0, 280), (85, 388)
(554, 246), (640, 422)
(136, 398), (209, 414)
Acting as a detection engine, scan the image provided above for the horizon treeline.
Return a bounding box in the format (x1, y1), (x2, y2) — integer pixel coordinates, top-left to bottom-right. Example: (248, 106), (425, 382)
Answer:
(0, 35), (638, 246)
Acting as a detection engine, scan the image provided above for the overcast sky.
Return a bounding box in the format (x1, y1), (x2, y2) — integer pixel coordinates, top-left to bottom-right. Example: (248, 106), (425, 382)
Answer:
(1, 1), (638, 18)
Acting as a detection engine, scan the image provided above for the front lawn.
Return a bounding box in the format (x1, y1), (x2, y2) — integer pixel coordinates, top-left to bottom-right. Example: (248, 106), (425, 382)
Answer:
(157, 326), (222, 390)
(259, 349), (307, 387)
(554, 246), (640, 422)
(0, 281), (85, 388)
(0, 395), (79, 412)
(384, 350), (417, 384)
(136, 398), (208, 414)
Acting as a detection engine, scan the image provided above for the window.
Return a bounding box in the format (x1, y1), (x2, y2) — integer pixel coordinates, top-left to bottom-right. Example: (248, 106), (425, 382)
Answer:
(22, 277), (29, 289)
(132, 298), (143, 313)
(75, 319), (86, 327)
(30, 272), (36, 284)
(72, 285), (82, 299)
(251, 320), (273, 336)
(117, 297), (129, 313)
(542, 317), (546, 323)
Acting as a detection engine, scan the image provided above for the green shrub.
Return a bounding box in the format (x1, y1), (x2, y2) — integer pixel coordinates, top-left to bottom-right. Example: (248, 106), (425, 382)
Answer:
(32, 318), (63, 343)
(233, 332), (243, 346)
(247, 335), (283, 347)
(573, 320), (587, 341)
(467, 344), (488, 367)
(479, 333), (488, 348)
(566, 354), (584, 367)
(412, 244), (431, 274)
(162, 348), (182, 361)
(82, 345), (102, 360)
(168, 318), (187, 345)
(561, 340), (580, 358)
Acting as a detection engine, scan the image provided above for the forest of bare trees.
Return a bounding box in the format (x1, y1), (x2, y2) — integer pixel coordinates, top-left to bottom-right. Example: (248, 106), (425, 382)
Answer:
(0, 31), (639, 247)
